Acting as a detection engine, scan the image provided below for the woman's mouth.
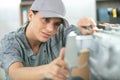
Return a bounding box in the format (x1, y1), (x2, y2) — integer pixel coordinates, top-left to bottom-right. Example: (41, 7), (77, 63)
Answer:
(42, 32), (51, 39)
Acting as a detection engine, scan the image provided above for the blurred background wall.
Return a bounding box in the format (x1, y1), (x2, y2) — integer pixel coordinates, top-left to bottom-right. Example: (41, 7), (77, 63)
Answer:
(0, 0), (21, 40)
(63, 0), (96, 25)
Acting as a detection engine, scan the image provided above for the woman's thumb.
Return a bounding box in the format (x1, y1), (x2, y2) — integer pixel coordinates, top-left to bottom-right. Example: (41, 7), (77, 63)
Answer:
(58, 48), (65, 60)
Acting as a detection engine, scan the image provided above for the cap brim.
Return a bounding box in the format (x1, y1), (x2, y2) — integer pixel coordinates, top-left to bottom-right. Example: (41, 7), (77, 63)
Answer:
(39, 11), (69, 27)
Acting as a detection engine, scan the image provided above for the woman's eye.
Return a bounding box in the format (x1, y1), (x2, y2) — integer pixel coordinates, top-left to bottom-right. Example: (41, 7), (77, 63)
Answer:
(54, 23), (62, 27)
(44, 18), (50, 23)
(41, 18), (50, 24)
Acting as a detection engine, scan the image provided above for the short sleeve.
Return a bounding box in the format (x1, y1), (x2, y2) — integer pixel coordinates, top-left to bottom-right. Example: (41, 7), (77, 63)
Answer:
(0, 33), (23, 73)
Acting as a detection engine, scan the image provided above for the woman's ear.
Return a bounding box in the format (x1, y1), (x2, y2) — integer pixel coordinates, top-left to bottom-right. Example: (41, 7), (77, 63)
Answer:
(27, 10), (34, 22)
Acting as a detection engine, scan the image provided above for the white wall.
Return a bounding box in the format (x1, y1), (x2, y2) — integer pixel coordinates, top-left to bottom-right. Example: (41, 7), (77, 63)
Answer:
(0, 0), (21, 40)
(63, 0), (96, 26)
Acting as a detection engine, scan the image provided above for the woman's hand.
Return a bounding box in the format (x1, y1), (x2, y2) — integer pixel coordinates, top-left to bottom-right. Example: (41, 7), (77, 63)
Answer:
(77, 17), (96, 35)
(40, 48), (69, 80)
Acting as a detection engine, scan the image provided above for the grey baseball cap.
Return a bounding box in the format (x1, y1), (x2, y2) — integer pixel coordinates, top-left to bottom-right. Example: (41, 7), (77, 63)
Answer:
(30, 0), (69, 27)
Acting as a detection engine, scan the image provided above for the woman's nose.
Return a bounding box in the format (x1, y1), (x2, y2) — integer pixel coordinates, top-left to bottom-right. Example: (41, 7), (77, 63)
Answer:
(46, 23), (55, 32)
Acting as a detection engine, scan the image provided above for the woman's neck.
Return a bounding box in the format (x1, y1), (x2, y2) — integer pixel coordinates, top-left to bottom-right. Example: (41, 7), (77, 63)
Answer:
(25, 25), (41, 55)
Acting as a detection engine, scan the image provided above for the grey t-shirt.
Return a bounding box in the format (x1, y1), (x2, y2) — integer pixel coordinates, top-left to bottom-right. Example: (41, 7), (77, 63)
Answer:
(0, 23), (81, 80)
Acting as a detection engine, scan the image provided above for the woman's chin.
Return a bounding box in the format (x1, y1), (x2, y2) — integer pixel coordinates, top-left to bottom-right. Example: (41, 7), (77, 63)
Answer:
(41, 38), (50, 42)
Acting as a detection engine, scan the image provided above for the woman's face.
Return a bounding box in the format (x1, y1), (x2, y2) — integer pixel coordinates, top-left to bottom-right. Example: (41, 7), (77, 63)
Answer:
(27, 10), (63, 42)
